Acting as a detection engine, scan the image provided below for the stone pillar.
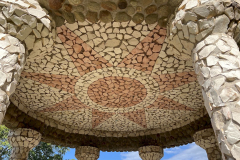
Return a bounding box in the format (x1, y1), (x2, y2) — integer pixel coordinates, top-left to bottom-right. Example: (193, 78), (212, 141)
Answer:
(193, 129), (222, 160)
(138, 146), (163, 160)
(75, 146), (100, 160)
(0, 34), (25, 125)
(0, 0), (53, 125)
(8, 128), (42, 160)
(168, 0), (240, 159)
(192, 33), (240, 160)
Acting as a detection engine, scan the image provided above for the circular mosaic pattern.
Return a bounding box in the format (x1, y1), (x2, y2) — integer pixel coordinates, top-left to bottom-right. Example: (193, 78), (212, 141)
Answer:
(11, 19), (203, 136)
(75, 67), (160, 113)
(88, 76), (147, 108)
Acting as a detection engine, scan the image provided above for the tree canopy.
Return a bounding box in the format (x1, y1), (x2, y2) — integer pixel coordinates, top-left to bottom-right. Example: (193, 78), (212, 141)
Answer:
(0, 125), (71, 160)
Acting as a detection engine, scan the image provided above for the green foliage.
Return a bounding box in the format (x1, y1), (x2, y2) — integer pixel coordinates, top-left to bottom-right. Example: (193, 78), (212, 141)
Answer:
(28, 142), (70, 160)
(0, 125), (70, 160)
(0, 125), (11, 159)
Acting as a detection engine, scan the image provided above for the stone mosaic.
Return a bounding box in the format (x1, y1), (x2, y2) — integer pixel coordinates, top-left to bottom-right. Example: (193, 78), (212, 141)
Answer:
(1, 0), (240, 159)
(139, 146), (163, 160)
(38, 0), (183, 28)
(58, 25), (113, 75)
(9, 17), (205, 136)
(193, 128), (222, 160)
(4, 102), (212, 152)
(0, 12), (203, 138)
(64, 21), (160, 67)
(88, 76), (147, 108)
(8, 128), (41, 160)
(117, 25), (166, 74)
(75, 146), (100, 160)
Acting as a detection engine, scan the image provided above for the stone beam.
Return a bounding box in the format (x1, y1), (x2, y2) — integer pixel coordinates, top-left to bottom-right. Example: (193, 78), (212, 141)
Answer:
(168, 0), (240, 159)
(138, 146), (163, 160)
(8, 128), (42, 160)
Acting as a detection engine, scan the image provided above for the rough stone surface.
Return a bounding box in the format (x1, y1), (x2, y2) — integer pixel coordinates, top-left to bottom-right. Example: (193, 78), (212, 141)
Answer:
(75, 146), (100, 160)
(7, 14), (205, 142)
(145, 14), (158, 24)
(0, 34), (25, 125)
(118, 0), (128, 9)
(86, 11), (98, 23)
(49, 0), (63, 10)
(193, 128), (222, 160)
(101, 1), (117, 11)
(0, 0), (52, 131)
(132, 13), (144, 24)
(8, 128), (41, 160)
(37, 0), (183, 27)
(69, 0), (83, 6)
(3, 103), (212, 151)
(115, 12), (131, 22)
(99, 10), (113, 23)
(139, 146), (163, 160)
(168, 1), (240, 159)
(73, 12), (85, 22)
(145, 5), (157, 15)
(1, 0), (240, 159)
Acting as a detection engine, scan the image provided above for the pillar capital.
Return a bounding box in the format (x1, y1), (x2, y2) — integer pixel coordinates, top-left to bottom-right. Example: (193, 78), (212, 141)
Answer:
(138, 146), (163, 160)
(193, 128), (218, 149)
(75, 146), (100, 160)
(193, 128), (222, 160)
(8, 128), (42, 160)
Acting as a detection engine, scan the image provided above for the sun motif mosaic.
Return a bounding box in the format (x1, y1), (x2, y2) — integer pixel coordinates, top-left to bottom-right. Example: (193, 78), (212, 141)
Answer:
(11, 20), (205, 135)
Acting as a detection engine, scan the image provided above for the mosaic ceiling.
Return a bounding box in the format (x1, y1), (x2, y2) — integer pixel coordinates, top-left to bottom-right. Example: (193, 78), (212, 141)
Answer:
(11, 20), (205, 136)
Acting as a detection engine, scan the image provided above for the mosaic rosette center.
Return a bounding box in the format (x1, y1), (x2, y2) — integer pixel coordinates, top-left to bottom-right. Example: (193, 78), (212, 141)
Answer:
(74, 67), (160, 112)
(88, 76), (147, 108)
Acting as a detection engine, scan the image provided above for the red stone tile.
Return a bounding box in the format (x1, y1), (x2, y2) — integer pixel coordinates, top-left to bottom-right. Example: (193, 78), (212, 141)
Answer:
(92, 109), (115, 128)
(73, 44), (83, 54)
(147, 95), (193, 111)
(152, 71), (197, 93)
(159, 29), (167, 36)
(57, 26), (113, 76)
(58, 34), (66, 42)
(39, 96), (89, 112)
(88, 76), (147, 108)
(117, 25), (166, 74)
(121, 109), (147, 128)
(21, 72), (79, 94)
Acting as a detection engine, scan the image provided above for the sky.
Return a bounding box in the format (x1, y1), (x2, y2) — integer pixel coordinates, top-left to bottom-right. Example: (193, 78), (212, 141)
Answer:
(63, 142), (208, 160)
